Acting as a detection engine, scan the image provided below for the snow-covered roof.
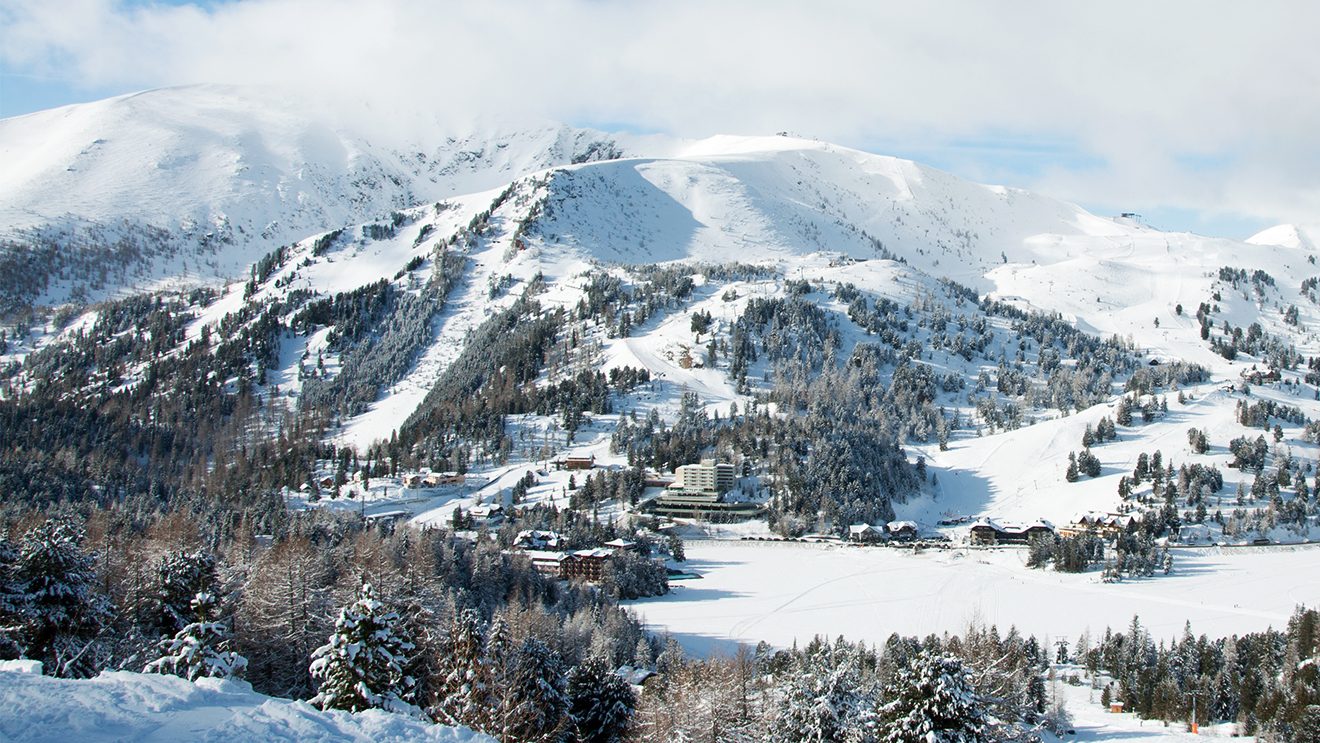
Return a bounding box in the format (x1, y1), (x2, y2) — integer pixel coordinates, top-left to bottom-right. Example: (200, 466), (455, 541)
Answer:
(971, 517), (1055, 534)
(849, 524), (880, 534)
(886, 520), (918, 532)
(572, 548), (614, 559)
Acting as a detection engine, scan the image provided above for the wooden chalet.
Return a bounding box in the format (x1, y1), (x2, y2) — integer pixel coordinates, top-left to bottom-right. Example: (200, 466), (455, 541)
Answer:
(969, 518), (1055, 545)
(1058, 512), (1137, 540)
(562, 455), (597, 471)
(848, 524), (883, 543)
(886, 520), (919, 542)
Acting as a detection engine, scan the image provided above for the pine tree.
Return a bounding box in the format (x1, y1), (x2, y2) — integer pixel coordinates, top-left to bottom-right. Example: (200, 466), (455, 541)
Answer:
(567, 657), (635, 743)
(144, 592), (247, 681)
(309, 583), (417, 714)
(16, 519), (111, 676)
(1065, 452), (1079, 483)
(879, 651), (987, 743)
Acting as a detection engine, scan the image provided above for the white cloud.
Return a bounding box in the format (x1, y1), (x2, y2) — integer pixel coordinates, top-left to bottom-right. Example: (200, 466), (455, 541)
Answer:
(4, 0), (1320, 228)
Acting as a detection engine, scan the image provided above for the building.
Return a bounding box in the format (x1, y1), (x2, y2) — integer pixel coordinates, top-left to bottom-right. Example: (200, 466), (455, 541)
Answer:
(1058, 512), (1137, 540)
(527, 551), (568, 578)
(420, 471), (465, 487)
(564, 548), (613, 582)
(669, 459), (735, 496)
(969, 518), (1055, 545)
(603, 538), (639, 553)
(848, 524), (883, 543)
(468, 503), (504, 522)
(886, 520), (919, 541)
(563, 455), (596, 471)
(515, 529), (564, 550)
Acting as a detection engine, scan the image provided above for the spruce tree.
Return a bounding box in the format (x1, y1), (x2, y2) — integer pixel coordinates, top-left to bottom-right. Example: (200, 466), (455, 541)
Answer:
(567, 657), (635, 743)
(16, 519), (111, 676)
(501, 638), (570, 743)
(0, 538), (26, 659)
(433, 607), (492, 728)
(144, 592), (247, 681)
(151, 550), (217, 635)
(309, 583), (417, 714)
(878, 651), (987, 743)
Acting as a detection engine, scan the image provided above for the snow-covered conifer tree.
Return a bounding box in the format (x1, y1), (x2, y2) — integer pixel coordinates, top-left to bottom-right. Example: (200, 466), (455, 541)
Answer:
(144, 591), (246, 681)
(432, 607), (492, 728)
(151, 550), (217, 634)
(0, 538), (26, 659)
(501, 637), (570, 743)
(567, 657), (635, 743)
(16, 519), (111, 675)
(309, 583), (417, 714)
(878, 651), (987, 743)
(771, 648), (878, 743)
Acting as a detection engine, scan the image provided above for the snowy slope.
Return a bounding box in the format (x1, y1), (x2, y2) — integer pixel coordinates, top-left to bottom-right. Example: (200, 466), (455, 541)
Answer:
(0, 662), (491, 743)
(0, 85), (633, 306)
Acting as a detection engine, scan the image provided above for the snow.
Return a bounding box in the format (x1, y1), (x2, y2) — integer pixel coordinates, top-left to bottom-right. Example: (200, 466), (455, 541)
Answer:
(1050, 672), (1246, 741)
(0, 667), (492, 743)
(1246, 222), (1317, 251)
(627, 540), (1320, 657)
(0, 84), (637, 306)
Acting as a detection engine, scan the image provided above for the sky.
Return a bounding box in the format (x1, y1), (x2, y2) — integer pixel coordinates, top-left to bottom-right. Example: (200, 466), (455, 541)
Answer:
(2, 0), (1319, 239)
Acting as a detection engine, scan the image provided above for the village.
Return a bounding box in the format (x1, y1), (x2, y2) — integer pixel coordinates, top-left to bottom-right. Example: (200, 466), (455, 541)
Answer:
(281, 441), (1256, 601)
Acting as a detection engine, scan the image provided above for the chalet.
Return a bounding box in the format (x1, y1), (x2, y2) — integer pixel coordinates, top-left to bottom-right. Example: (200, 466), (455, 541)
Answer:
(886, 520), (919, 542)
(848, 524), (883, 543)
(514, 529), (564, 550)
(403, 474), (423, 489)
(969, 518), (1055, 545)
(421, 471), (465, 487)
(468, 503), (505, 522)
(318, 476), (336, 489)
(1059, 512), (1137, 540)
(563, 455), (596, 471)
(603, 538), (640, 554)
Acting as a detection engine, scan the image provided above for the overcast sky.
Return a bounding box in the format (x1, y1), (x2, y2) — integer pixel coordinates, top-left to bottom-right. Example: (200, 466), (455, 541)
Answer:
(3, 0), (1319, 238)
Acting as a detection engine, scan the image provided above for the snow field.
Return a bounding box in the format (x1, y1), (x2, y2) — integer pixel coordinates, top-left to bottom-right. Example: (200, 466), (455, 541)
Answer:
(628, 540), (1320, 656)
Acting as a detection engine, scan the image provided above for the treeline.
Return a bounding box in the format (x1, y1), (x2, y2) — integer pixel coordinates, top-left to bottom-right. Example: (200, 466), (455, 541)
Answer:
(636, 624), (1056, 741)
(1077, 611), (1320, 740)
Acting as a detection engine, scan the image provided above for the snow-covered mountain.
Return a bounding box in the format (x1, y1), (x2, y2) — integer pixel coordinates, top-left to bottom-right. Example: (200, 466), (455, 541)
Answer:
(6, 86), (1320, 539)
(0, 85), (634, 309)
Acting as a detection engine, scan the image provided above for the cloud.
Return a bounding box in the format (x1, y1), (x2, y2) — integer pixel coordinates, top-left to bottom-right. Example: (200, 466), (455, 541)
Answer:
(4, 0), (1320, 229)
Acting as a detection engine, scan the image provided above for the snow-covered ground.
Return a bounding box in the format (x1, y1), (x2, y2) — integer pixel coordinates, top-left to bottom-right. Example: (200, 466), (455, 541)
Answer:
(0, 661), (491, 743)
(628, 540), (1320, 657)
